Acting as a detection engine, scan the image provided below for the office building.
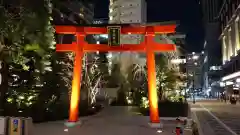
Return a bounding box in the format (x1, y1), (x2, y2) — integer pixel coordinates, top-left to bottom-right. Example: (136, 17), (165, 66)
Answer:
(109, 0), (147, 24)
(201, 0), (223, 23)
(52, 0), (94, 25)
(52, 0), (95, 44)
(109, 0), (147, 44)
(108, 0), (147, 74)
(93, 18), (109, 24)
(186, 52), (204, 92)
(201, 0), (224, 92)
(219, 0), (240, 97)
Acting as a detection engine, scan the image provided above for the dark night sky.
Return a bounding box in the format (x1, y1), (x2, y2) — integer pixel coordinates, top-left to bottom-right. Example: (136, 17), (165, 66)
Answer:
(94, 0), (204, 52)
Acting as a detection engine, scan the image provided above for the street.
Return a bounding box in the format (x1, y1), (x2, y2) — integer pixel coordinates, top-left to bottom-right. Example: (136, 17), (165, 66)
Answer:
(191, 100), (240, 135)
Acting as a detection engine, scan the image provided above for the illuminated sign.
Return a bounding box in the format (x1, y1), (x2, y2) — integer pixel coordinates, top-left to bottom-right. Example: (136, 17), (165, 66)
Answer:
(107, 26), (121, 46)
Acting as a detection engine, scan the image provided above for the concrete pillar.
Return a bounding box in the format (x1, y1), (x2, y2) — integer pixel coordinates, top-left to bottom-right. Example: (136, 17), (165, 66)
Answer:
(222, 37), (227, 64)
(228, 29), (233, 60)
(234, 18), (240, 54)
(231, 25), (236, 56)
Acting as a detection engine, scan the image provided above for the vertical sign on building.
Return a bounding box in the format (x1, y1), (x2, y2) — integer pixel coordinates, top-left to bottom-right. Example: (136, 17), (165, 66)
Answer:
(107, 26), (121, 46)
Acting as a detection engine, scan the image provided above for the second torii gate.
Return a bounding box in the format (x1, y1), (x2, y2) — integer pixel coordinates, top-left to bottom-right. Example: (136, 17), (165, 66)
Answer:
(55, 24), (176, 126)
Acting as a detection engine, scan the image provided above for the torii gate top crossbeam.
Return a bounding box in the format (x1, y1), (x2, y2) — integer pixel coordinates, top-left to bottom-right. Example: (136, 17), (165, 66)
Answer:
(55, 25), (176, 34)
(55, 25), (177, 52)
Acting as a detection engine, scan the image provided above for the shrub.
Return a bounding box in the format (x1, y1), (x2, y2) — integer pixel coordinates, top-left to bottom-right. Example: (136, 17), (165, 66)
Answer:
(3, 100), (103, 123)
(140, 101), (189, 117)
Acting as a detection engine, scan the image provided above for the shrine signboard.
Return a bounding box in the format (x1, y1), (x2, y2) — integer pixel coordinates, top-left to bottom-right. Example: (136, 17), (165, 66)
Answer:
(107, 26), (121, 46)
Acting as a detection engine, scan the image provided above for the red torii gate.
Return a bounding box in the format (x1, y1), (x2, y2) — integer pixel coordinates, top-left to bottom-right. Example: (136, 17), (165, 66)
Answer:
(55, 24), (176, 125)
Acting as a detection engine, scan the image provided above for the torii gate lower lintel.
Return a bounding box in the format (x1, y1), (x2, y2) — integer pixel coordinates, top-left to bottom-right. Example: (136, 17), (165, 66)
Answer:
(55, 25), (176, 124)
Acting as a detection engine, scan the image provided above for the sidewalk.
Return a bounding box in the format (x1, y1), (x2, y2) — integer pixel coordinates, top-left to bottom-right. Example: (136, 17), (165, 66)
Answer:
(191, 104), (215, 135)
(190, 102), (234, 135)
(32, 106), (192, 135)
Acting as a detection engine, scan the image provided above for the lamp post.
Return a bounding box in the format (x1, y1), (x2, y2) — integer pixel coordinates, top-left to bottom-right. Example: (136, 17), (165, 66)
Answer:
(192, 55), (198, 104)
(192, 71), (195, 104)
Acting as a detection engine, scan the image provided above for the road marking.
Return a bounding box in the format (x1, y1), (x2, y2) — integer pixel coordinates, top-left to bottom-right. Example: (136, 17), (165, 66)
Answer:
(199, 104), (237, 135)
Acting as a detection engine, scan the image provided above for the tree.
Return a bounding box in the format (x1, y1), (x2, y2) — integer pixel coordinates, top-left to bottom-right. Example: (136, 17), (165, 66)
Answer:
(82, 53), (102, 105)
(155, 54), (178, 100)
(127, 64), (148, 105)
(0, 0), (71, 120)
(108, 63), (122, 88)
(98, 52), (109, 87)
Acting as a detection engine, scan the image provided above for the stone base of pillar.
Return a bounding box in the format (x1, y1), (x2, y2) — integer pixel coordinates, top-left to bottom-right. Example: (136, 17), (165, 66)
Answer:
(64, 120), (82, 128)
(148, 122), (163, 128)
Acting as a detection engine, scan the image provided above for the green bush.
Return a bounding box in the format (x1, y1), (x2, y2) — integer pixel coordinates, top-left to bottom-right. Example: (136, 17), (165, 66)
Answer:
(3, 100), (103, 123)
(140, 101), (189, 117)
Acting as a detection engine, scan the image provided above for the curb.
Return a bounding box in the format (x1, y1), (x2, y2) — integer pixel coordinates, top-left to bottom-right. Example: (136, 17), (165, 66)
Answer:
(160, 117), (188, 120)
(191, 109), (204, 135)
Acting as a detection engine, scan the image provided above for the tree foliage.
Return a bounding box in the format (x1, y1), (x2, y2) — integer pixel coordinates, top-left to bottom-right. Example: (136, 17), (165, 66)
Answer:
(128, 53), (179, 102)
(155, 54), (178, 100)
(0, 0), (71, 120)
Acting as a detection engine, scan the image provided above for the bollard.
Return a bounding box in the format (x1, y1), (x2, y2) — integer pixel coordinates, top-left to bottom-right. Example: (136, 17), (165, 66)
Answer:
(176, 118), (183, 135)
(8, 117), (33, 135)
(0, 116), (8, 135)
(21, 117), (33, 135)
(176, 127), (181, 135)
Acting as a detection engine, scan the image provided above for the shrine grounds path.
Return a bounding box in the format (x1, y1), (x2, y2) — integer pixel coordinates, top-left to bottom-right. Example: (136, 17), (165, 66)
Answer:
(33, 106), (192, 135)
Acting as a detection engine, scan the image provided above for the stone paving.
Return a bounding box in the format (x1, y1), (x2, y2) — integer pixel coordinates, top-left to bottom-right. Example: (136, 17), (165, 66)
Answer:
(32, 106), (192, 135)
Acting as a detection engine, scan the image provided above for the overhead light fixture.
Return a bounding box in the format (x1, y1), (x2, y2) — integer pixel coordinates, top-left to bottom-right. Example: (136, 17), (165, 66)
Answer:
(222, 71), (240, 81)
(226, 81), (234, 86)
(192, 55), (199, 60)
(236, 78), (240, 82)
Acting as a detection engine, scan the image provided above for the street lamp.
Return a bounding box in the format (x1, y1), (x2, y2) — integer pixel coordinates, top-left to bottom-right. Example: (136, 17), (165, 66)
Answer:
(192, 71), (196, 104)
(191, 55), (199, 104)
